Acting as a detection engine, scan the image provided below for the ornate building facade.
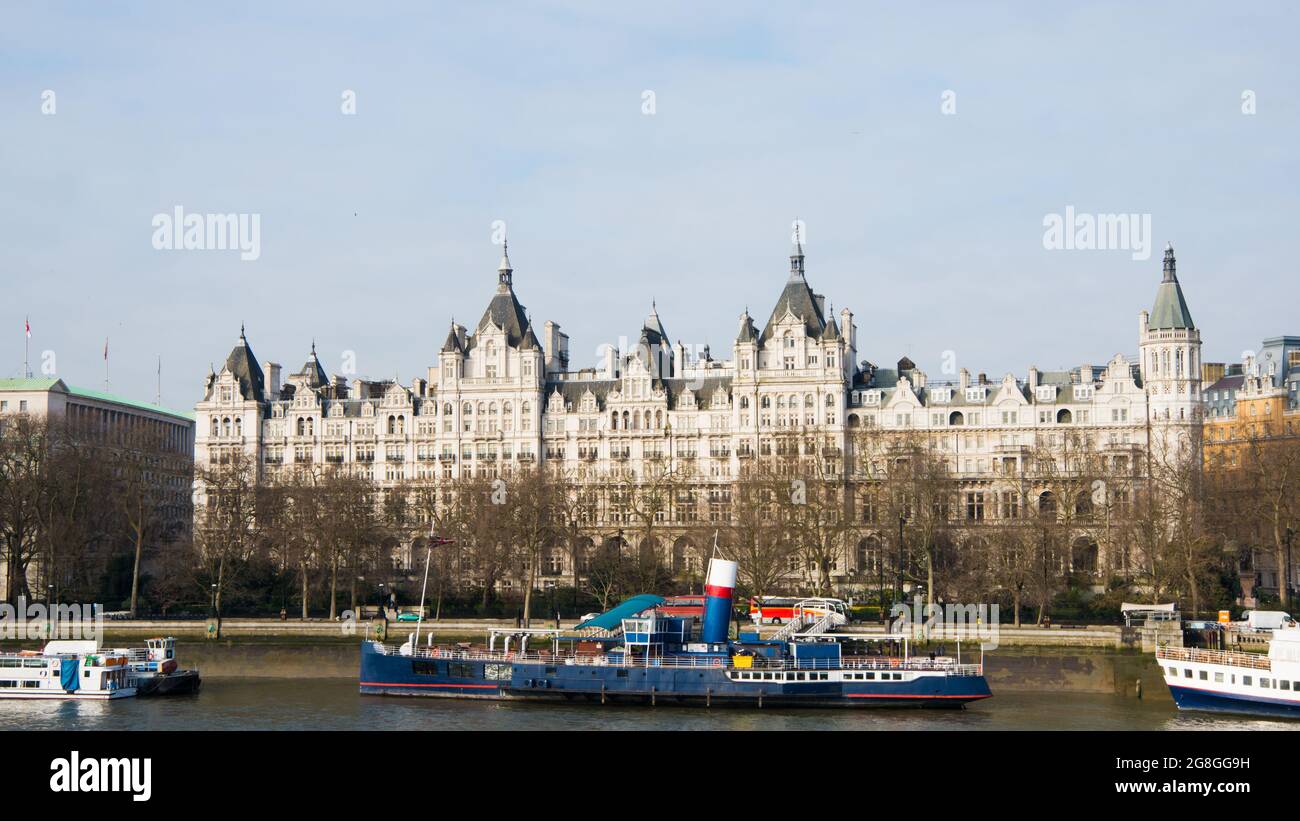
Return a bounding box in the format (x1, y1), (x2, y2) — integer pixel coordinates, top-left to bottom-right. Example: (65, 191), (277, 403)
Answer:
(194, 239), (1202, 594)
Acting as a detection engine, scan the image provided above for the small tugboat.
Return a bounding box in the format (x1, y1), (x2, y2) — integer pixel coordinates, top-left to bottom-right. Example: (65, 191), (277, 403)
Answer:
(113, 637), (202, 696)
(360, 557), (992, 708)
(0, 640), (136, 700)
(1158, 619), (1300, 718)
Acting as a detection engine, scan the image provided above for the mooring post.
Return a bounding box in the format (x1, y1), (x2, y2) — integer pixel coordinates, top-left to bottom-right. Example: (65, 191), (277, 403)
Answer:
(601, 684), (606, 705)
(706, 687), (711, 707)
(651, 686), (656, 706)
(1135, 678), (1143, 699)
(758, 689), (763, 709)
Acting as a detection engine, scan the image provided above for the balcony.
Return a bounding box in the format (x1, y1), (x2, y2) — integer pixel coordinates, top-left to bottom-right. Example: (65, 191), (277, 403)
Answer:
(356, 454), (375, 463)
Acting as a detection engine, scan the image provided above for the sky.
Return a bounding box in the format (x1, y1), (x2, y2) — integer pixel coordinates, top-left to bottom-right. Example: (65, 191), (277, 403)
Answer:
(1, 1), (1296, 411)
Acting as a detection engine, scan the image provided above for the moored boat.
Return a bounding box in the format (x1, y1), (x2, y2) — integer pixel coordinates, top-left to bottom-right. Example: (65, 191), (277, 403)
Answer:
(0, 640), (136, 700)
(113, 637), (202, 696)
(360, 558), (992, 709)
(1158, 621), (1300, 719)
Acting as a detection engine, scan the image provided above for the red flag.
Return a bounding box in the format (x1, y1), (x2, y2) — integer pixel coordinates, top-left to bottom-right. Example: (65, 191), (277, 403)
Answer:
(24, 317), (30, 339)
(103, 338), (108, 361)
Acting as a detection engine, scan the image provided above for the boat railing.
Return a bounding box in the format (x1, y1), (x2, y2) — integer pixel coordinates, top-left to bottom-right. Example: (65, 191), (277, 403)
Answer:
(1156, 646), (1271, 671)
(374, 644), (982, 675)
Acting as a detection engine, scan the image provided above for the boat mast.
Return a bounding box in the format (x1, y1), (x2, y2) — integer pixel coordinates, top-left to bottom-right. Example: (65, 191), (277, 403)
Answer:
(413, 527), (453, 651)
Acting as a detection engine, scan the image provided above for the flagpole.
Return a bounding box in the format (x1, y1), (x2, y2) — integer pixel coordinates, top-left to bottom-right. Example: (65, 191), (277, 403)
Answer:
(156, 355), (161, 405)
(104, 337), (109, 390)
(24, 316), (30, 379)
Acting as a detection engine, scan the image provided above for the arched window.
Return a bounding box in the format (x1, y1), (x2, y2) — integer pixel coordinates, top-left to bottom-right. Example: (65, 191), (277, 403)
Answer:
(296, 417), (305, 436)
(387, 415), (396, 434)
(1056, 408), (1072, 424)
(1037, 490), (1057, 516)
(306, 418), (313, 436)
(611, 411), (619, 429)
(784, 331), (794, 348)
(443, 403), (452, 416)
(805, 394), (815, 408)
(395, 415), (404, 434)
(463, 402), (473, 415)
(949, 411), (965, 426)
(234, 417), (242, 436)
(211, 418), (219, 436)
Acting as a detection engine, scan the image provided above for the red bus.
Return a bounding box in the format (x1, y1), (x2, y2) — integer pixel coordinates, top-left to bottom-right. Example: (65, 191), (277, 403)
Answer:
(749, 596), (848, 625)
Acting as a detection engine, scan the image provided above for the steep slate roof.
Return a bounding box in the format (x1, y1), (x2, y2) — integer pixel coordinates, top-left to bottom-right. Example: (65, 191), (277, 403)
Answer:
(224, 327), (265, 402)
(295, 343), (328, 388)
(474, 243), (531, 347)
(1148, 243), (1195, 330)
(520, 321), (541, 351)
(441, 322), (465, 354)
(1206, 375), (1245, 394)
(735, 310), (758, 344)
(759, 243), (826, 343)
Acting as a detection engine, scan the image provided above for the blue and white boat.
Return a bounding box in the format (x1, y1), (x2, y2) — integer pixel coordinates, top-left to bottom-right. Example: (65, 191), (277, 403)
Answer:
(1159, 622), (1300, 718)
(360, 558), (992, 709)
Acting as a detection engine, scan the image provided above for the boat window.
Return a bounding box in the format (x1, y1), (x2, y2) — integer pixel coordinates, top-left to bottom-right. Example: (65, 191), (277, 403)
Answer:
(0, 681), (13, 688)
(1261, 679), (1271, 689)
(864, 672), (875, 680)
(1183, 669), (1192, 678)
(1214, 672), (1224, 683)
(796, 672), (805, 680)
(1280, 680), (1290, 690)
(1243, 676), (1253, 686)
(1198, 670), (1207, 680)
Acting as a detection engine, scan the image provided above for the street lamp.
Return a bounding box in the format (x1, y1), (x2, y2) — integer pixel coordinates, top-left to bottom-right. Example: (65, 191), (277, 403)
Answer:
(210, 583), (217, 617)
(1286, 527), (1295, 604)
(896, 512), (906, 611)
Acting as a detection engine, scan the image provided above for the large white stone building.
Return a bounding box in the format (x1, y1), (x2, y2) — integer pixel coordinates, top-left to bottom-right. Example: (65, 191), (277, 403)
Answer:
(193, 239), (1202, 591)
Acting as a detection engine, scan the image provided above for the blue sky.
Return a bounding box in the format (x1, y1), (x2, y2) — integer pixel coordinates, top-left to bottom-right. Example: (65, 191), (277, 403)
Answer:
(2, 1), (1296, 409)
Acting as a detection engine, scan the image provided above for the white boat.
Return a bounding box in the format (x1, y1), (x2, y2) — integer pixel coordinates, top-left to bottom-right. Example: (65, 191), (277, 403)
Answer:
(0, 640), (136, 700)
(1158, 623), (1300, 718)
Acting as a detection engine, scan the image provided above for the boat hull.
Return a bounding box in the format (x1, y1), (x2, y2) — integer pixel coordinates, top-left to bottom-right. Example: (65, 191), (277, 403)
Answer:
(1168, 684), (1300, 720)
(0, 688), (136, 701)
(359, 644), (991, 709)
(134, 669), (202, 697)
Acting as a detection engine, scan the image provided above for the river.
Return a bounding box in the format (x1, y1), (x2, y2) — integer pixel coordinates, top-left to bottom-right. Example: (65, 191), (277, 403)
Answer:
(3, 677), (1297, 731)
